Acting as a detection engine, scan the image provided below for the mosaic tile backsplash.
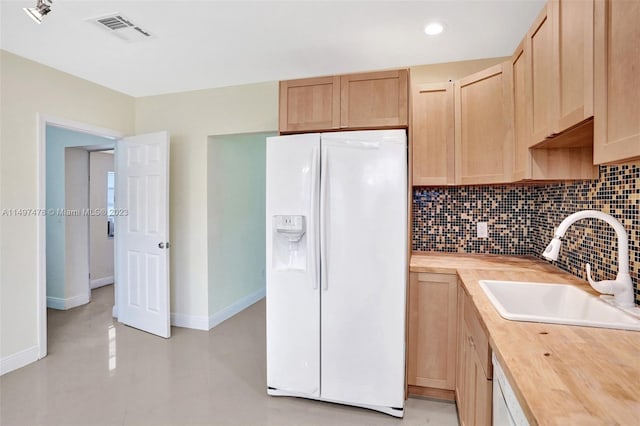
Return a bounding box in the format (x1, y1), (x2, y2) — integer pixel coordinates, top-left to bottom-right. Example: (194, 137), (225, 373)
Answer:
(413, 161), (640, 304)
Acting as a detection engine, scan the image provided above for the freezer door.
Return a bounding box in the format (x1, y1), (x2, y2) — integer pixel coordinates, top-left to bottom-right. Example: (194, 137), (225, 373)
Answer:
(320, 130), (407, 410)
(266, 133), (321, 397)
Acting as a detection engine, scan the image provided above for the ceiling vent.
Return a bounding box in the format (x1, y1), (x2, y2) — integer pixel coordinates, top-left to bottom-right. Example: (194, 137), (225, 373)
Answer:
(88, 14), (154, 42)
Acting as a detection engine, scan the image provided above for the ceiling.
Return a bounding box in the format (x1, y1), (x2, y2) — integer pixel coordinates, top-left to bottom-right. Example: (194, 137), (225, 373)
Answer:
(0, 0), (545, 97)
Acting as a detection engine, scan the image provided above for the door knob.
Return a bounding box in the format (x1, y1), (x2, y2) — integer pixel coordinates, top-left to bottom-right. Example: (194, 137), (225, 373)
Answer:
(158, 242), (165, 249)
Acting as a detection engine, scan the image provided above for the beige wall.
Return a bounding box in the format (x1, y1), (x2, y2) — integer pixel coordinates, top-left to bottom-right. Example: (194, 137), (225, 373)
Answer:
(89, 151), (114, 286)
(64, 148), (90, 306)
(410, 57), (508, 85)
(135, 82), (278, 320)
(0, 50), (134, 359)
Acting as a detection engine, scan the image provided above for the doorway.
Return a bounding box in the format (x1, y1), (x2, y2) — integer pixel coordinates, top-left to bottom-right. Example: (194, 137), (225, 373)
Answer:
(88, 150), (116, 293)
(38, 116), (123, 359)
(45, 126), (116, 314)
(37, 116), (171, 360)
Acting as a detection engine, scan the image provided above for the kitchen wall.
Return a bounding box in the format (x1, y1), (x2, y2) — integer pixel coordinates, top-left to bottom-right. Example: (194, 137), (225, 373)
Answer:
(413, 185), (534, 255)
(135, 82), (278, 328)
(207, 132), (274, 327)
(0, 50), (134, 367)
(413, 160), (640, 304)
(1, 48), (278, 373)
(410, 57), (508, 84)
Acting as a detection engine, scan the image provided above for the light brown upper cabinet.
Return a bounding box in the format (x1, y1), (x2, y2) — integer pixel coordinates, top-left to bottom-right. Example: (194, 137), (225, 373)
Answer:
(528, 3), (556, 145)
(593, 0), (640, 164)
(454, 62), (514, 185)
(340, 69), (408, 129)
(512, 35), (598, 181)
(528, 0), (595, 147)
(552, 0), (594, 133)
(511, 38), (530, 181)
(279, 76), (340, 133)
(279, 69), (408, 133)
(411, 82), (455, 186)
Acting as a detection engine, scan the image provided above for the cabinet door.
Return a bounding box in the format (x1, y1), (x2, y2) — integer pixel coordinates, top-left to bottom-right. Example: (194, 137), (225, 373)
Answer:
(407, 273), (458, 391)
(279, 76), (340, 133)
(454, 62), (514, 185)
(470, 345), (493, 426)
(340, 69), (408, 129)
(459, 318), (493, 426)
(456, 286), (492, 426)
(552, 0), (594, 132)
(462, 323), (475, 426)
(594, 0), (640, 164)
(527, 3), (555, 145)
(455, 283), (467, 418)
(511, 37), (531, 181)
(411, 83), (455, 186)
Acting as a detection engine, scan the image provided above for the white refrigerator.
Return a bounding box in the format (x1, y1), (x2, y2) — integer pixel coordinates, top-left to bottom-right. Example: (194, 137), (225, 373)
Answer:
(265, 129), (407, 417)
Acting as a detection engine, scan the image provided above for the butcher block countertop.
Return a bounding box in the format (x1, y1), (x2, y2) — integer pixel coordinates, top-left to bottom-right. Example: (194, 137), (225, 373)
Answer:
(410, 253), (640, 426)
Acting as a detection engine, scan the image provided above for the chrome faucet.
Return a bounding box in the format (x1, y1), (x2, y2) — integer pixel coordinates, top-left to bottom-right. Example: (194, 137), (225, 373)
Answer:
(542, 210), (634, 308)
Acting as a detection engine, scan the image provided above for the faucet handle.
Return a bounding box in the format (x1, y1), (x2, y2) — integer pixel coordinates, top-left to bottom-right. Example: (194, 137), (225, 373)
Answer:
(585, 263), (615, 295)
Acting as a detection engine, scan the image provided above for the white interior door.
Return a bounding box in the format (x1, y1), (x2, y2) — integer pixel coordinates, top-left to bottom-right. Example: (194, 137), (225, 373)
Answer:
(115, 131), (170, 338)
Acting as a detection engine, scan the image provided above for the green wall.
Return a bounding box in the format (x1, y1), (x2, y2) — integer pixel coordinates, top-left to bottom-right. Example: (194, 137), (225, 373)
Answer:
(207, 132), (274, 316)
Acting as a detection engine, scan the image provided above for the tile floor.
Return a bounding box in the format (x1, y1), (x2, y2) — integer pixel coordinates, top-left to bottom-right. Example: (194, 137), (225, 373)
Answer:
(0, 286), (459, 425)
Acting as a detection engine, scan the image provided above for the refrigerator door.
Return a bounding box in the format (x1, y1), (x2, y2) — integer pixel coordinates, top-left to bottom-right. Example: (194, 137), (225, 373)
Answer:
(266, 133), (321, 397)
(320, 130), (407, 411)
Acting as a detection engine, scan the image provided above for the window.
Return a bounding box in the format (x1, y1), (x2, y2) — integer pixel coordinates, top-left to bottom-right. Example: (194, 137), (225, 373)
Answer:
(107, 171), (115, 238)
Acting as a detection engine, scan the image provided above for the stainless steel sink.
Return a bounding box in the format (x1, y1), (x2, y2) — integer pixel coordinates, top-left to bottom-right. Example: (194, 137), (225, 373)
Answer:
(478, 280), (640, 331)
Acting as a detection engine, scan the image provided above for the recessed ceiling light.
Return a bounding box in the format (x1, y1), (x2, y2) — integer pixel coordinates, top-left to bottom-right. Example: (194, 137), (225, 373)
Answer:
(424, 22), (444, 36)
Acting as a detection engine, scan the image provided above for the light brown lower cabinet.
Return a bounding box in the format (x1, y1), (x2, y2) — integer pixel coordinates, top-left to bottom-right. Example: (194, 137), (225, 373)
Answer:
(456, 283), (492, 426)
(407, 272), (458, 400)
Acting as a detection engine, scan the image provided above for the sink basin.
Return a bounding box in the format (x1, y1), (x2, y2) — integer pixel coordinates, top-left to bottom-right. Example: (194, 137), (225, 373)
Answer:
(478, 280), (640, 331)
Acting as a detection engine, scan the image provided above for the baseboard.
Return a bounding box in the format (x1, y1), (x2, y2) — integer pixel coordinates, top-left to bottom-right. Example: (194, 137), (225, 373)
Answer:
(0, 346), (39, 376)
(66, 293), (90, 309)
(47, 293), (90, 310)
(208, 287), (265, 329)
(407, 385), (456, 402)
(46, 296), (66, 310)
(169, 287), (266, 331)
(170, 313), (210, 331)
(90, 276), (114, 289)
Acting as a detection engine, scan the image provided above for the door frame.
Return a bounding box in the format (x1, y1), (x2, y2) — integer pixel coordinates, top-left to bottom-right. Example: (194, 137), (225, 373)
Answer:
(36, 114), (123, 359)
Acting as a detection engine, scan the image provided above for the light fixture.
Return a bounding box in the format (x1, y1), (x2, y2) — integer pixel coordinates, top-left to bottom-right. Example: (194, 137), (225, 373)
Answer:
(23, 0), (53, 24)
(424, 22), (444, 36)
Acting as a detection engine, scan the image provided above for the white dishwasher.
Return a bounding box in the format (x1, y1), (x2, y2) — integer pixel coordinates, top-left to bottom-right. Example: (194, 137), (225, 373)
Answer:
(492, 354), (530, 426)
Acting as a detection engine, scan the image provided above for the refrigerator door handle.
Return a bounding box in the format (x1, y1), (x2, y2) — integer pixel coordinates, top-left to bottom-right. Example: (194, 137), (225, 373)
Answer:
(320, 146), (328, 291)
(310, 146), (319, 290)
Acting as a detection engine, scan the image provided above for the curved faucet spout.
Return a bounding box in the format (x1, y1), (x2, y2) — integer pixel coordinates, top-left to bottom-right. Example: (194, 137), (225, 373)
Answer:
(542, 210), (634, 308)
